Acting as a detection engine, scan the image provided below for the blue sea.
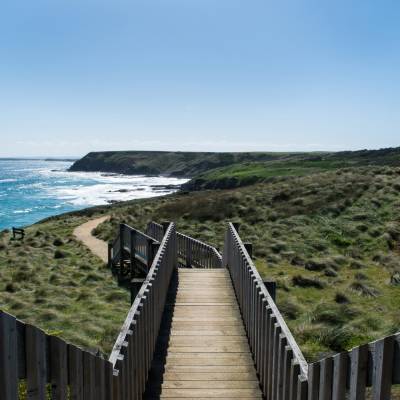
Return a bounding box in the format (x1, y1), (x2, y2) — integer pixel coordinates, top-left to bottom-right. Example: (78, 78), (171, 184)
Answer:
(0, 159), (188, 230)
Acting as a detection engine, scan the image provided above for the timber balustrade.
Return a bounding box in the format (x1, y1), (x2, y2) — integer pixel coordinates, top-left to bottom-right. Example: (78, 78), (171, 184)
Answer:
(0, 309), (114, 400)
(108, 223), (160, 278)
(145, 221), (165, 243)
(307, 332), (400, 400)
(147, 221), (222, 268)
(223, 222), (400, 400)
(109, 222), (177, 400)
(223, 222), (309, 399)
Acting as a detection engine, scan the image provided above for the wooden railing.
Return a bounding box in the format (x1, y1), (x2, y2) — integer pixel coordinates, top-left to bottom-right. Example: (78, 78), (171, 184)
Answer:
(223, 222), (309, 399)
(109, 223), (160, 277)
(308, 333), (400, 400)
(145, 221), (165, 243)
(146, 221), (222, 268)
(109, 222), (177, 400)
(177, 232), (222, 268)
(223, 222), (400, 400)
(0, 309), (114, 400)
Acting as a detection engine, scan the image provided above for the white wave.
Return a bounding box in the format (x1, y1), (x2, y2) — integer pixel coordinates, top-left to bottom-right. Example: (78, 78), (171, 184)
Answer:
(13, 208), (33, 214)
(0, 178), (17, 183)
(47, 175), (189, 207)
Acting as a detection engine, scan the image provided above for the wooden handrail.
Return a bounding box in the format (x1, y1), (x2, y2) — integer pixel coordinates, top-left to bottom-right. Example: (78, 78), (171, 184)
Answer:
(109, 222), (177, 399)
(146, 221), (222, 268)
(177, 231), (222, 268)
(145, 221), (165, 243)
(223, 222), (308, 398)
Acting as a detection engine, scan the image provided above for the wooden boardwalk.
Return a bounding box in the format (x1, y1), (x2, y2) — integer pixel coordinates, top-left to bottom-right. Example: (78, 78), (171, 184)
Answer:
(144, 268), (263, 399)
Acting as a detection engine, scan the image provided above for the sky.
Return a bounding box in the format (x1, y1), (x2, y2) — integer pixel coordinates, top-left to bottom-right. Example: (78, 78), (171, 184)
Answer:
(1, 0), (400, 157)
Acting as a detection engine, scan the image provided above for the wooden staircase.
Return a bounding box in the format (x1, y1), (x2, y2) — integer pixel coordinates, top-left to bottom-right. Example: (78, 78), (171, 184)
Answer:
(144, 268), (263, 399)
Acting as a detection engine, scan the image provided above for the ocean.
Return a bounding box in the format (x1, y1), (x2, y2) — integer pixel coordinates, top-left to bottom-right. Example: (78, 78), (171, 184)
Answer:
(0, 159), (188, 230)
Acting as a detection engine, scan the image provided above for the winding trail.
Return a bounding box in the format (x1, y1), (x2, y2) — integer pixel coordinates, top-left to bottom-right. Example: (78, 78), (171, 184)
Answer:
(73, 215), (110, 263)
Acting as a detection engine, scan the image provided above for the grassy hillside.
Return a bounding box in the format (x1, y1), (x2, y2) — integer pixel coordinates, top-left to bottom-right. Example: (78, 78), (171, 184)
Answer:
(93, 165), (400, 361)
(70, 148), (400, 187)
(183, 147), (400, 190)
(1, 160), (400, 362)
(0, 212), (129, 355)
(69, 150), (323, 177)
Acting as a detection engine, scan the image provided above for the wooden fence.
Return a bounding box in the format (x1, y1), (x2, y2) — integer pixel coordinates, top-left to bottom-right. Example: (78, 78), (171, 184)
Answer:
(223, 222), (308, 399)
(0, 309), (114, 400)
(146, 221), (222, 268)
(109, 222), (177, 400)
(108, 223), (160, 277)
(308, 332), (400, 400)
(177, 231), (222, 268)
(145, 221), (165, 243)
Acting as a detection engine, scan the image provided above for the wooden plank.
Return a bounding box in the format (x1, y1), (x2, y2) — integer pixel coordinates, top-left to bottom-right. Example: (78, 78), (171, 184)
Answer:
(95, 357), (106, 400)
(16, 319), (26, 379)
(394, 333), (400, 384)
(104, 361), (114, 400)
(289, 361), (300, 400)
(0, 311), (18, 400)
(372, 336), (394, 400)
(297, 375), (308, 400)
(271, 325), (282, 399)
(282, 345), (293, 400)
(319, 357), (333, 400)
(26, 324), (47, 400)
(161, 381), (260, 389)
(83, 351), (96, 400)
(68, 345), (84, 400)
(159, 388), (263, 398)
(162, 372), (258, 381)
(307, 362), (320, 400)
(277, 333), (287, 400)
(50, 336), (68, 400)
(332, 352), (348, 400)
(349, 344), (368, 400)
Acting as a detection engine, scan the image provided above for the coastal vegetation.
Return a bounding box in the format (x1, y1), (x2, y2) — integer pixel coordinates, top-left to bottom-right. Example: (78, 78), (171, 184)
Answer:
(1, 148), (400, 362)
(0, 213), (129, 355)
(94, 165), (400, 361)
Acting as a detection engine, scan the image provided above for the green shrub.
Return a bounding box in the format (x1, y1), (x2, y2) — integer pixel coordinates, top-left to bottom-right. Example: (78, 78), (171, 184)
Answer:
(334, 292), (350, 304)
(292, 275), (325, 289)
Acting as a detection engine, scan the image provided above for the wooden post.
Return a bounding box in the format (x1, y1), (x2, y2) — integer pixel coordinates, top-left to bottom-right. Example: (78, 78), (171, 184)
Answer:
(130, 231), (136, 278)
(185, 238), (192, 268)
(108, 242), (112, 270)
(0, 311), (18, 400)
(264, 281), (277, 302)
(119, 224), (124, 274)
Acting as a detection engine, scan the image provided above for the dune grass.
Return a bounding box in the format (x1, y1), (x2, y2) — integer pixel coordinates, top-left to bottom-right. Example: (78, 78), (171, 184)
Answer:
(0, 212), (129, 355)
(93, 165), (400, 361)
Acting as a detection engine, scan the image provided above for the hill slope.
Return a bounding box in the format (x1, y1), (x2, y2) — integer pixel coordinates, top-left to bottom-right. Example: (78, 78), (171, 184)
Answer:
(1, 158), (400, 362)
(92, 165), (400, 361)
(69, 150), (322, 177)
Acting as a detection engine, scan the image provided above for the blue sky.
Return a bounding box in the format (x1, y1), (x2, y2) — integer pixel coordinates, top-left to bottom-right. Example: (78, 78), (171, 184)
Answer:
(1, 0), (400, 157)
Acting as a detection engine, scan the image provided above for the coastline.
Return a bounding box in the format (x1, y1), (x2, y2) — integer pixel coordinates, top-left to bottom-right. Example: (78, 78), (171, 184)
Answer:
(0, 159), (188, 230)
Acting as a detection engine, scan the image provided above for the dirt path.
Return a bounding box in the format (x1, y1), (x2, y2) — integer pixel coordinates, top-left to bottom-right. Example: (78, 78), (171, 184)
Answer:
(73, 215), (110, 263)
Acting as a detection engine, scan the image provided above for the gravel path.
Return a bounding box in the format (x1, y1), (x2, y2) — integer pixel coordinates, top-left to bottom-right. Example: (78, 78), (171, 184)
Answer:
(73, 215), (110, 263)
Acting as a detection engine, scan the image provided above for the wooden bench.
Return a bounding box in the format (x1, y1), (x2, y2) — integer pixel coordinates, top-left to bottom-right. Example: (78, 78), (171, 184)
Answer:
(12, 227), (25, 240)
